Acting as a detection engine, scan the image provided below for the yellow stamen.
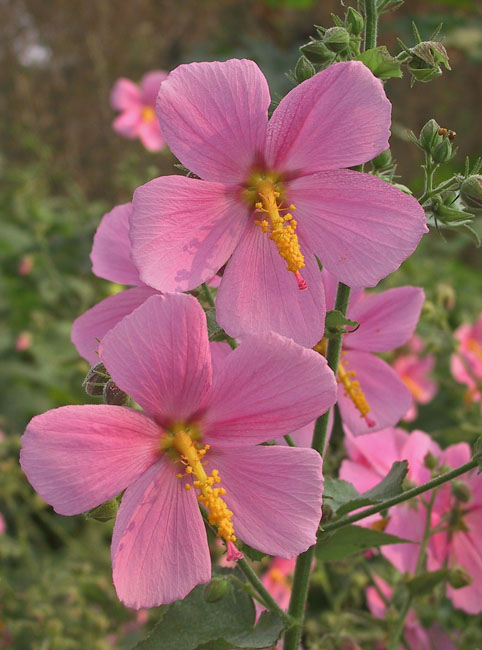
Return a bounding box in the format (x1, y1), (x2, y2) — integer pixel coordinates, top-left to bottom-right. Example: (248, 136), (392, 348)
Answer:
(141, 106), (156, 122)
(255, 180), (306, 290)
(467, 337), (482, 363)
(172, 431), (236, 544)
(402, 375), (425, 401)
(269, 567), (291, 587)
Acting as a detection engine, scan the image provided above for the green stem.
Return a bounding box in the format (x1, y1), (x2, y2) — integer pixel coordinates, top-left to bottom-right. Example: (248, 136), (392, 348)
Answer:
(283, 282), (351, 650)
(237, 557), (292, 624)
(201, 282), (215, 308)
(364, 0), (378, 50)
(284, 435), (296, 447)
(321, 458), (478, 535)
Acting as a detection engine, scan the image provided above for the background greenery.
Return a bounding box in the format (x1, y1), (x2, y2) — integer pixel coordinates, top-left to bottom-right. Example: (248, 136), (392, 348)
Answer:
(1, 0), (481, 647)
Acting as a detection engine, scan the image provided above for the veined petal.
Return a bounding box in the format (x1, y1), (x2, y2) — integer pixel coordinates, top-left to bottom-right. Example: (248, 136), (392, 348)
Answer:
(140, 70), (168, 106)
(383, 504), (426, 574)
(288, 170), (427, 287)
(156, 59), (270, 183)
(208, 445), (323, 557)
(322, 268), (364, 311)
(131, 175), (248, 292)
(216, 222), (326, 347)
(99, 294), (212, 425)
(112, 458), (210, 609)
(71, 286), (158, 365)
(265, 61), (390, 175)
(20, 405), (161, 516)
(448, 532), (482, 614)
(337, 351), (412, 435)
(342, 427), (409, 478)
(345, 286), (425, 352)
(202, 331), (337, 446)
(91, 203), (142, 285)
(110, 78), (142, 111)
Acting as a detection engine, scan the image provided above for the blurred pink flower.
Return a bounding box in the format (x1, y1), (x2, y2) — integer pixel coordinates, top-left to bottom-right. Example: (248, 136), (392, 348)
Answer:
(393, 336), (437, 421)
(321, 270), (425, 435)
(111, 71), (167, 151)
(22, 293), (336, 608)
(260, 557), (296, 613)
(15, 331), (32, 351)
(131, 58), (426, 347)
(0, 513), (5, 535)
(451, 316), (482, 409)
(18, 255), (33, 276)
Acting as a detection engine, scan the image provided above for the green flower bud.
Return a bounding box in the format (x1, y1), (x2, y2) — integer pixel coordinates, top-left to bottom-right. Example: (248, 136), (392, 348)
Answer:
(424, 451), (438, 470)
(204, 577), (230, 603)
(408, 41), (450, 84)
(451, 480), (472, 503)
(448, 566), (473, 589)
(346, 7), (364, 36)
(372, 149), (392, 169)
(294, 55), (315, 83)
(85, 497), (119, 523)
(323, 27), (351, 53)
(300, 40), (334, 65)
(82, 362), (109, 396)
(432, 138), (453, 163)
(103, 379), (129, 406)
(419, 119), (442, 152)
(460, 175), (482, 214)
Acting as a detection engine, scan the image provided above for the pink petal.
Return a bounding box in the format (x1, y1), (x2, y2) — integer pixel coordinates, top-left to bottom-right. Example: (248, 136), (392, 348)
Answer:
(202, 331), (337, 446)
(20, 405), (161, 516)
(99, 294), (212, 425)
(288, 170), (427, 287)
(322, 268), (364, 311)
(401, 430), (441, 485)
(337, 351), (412, 435)
(440, 442), (471, 468)
(131, 175), (248, 292)
(112, 110), (142, 138)
(140, 70), (168, 106)
(110, 78), (142, 111)
(382, 503), (425, 573)
(112, 458), (210, 609)
(137, 120), (165, 152)
(343, 426), (408, 476)
(216, 223), (326, 347)
(209, 341), (233, 377)
(156, 59), (270, 183)
(345, 287), (425, 352)
(71, 286), (158, 365)
(339, 459), (383, 493)
(447, 532), (482, 614)
(265, 61), (390, 175)
(91, 203), (142, 285)
(208, 445), (323, 556)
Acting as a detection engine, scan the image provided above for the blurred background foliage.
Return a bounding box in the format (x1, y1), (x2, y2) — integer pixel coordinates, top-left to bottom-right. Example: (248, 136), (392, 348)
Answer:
(0, 0), (481, 648)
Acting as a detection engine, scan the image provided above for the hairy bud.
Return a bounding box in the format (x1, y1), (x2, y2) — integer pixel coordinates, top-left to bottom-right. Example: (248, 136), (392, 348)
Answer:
(448, 566), (473, 589)
(451, 480), (472, 503)
(460, 175), (482, 214)
(300, 40), (334, 65)
(204, 577), (230, 603)
(433, 138), (453, 163)
(323, 27), (351, 53)
(372, 149), (392, 169)
(419, 119), (442, 153)
(294, 55), (315, 83)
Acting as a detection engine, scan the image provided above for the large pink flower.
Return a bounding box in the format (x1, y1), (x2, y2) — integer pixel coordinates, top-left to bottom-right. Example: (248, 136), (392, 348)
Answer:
(451, 316), (482, 409)
(71, 203), (159, 364)
(320, 270), (425, 435)
(21, 293), (337, 609)
(111, 71), (167, 151)
(130, 59), (427, 347)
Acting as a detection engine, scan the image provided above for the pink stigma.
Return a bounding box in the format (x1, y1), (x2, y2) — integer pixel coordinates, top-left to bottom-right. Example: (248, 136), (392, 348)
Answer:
(226, 541), (244, 562)
(365, 416), (376, 428)
(295, 272), (307, 291)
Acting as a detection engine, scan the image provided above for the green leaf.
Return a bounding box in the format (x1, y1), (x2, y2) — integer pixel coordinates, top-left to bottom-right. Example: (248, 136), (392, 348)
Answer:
(406, 569), (449, 596)
(324, 310), (359, 337)
(241, 542), (268, 562)
(357, 46), (403, 79)
(323, 477), (360, 513)
(135, 581), (283, 650)
(316, 525), (412, 561)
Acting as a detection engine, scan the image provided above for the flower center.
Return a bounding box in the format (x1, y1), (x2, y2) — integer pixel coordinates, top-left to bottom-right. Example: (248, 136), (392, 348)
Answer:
(141, 106), (156, 122)
(247, 176), (306, 291)
(164, 430), (238, 548)
(314, 338), (375, 427)
(268, 567), (291, 587)
(466, 337), (482, 364)
(401, 375), (425, 401)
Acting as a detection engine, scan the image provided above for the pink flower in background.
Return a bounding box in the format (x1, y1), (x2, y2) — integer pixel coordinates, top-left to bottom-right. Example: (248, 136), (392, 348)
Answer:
(260, 557), (296, 613)
(320, 270), (425, 435)
(22, 293), (337, 608)
(18, 255), (33, 276)
(131, 58), (426, 347)
(393, 335), (437, 421)
(366, 577), (457, 650)
(111, 71), (167, 151)
(451, 316), (482, 408)
(15, 331), (32, 351)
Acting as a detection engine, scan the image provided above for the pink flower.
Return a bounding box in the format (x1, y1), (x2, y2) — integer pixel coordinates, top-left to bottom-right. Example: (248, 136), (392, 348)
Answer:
(21, 293), (337, 608)
(451, 316), (482, 408)
(111, 71), (167, 151)
(260, 557), (296, 613)
(320, 270), (425, 435)
(71, 203), (159, 364)
(15, 331), (32, 351)
(0, 513), (5, 535)
(130, 59), (427, 347)
(393, 336), (437, 421)
(18, 255), (33, 276)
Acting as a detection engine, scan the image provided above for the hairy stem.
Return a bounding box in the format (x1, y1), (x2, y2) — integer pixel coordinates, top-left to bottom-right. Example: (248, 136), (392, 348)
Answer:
(238, 557), (292, 624)
(364, 0), (378, 50)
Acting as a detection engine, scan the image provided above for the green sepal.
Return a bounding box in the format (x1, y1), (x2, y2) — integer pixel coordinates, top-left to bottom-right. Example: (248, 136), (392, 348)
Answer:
(357, 46), (403, 79)
(324, 310), (359, 338)
(85, 497), (120, 523)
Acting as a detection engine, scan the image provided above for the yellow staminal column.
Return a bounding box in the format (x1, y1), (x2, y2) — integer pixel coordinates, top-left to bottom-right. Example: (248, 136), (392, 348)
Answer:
(172, 431), (241, 559)
(401, 375), (425, 402)
(467, 337), (482, 363)
(337, 355), (375, 428)
(254, 179), (307, 291)
(141, 106), (156, 122)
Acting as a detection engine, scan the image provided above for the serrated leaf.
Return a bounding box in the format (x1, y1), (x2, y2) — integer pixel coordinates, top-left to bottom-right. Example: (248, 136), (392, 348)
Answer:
(135, 581), (283, 650)
(407, 569), (449, 596)
(316, 525), (412, 561)
(324, 310), (359, 337)
(357, 46), (403, 79)
(323, 477), (360, 513)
